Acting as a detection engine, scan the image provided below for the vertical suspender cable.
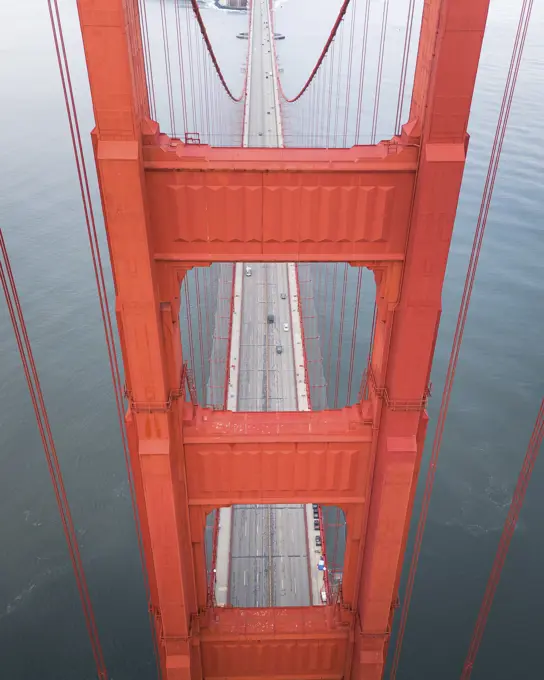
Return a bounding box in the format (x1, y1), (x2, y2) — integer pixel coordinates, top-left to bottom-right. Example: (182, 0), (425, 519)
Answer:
(124, 1), (144, 118)
(173, 0), (189, 132)
(371, 0), (390, 144)
(460, 399), (543, 679)
(194, 270), (207, 403)
(193, 20), (205, 135)
(359, 302), (376, 401)
(159, 0), (176, 134)
(46, 1), (164, 674)
(201, 41), (212, 141)
(390, 2), (534, 676)
(138, 0), (156, 120)
(354, 0), (371, 144)
(346, 266), (363, 405)
(211, 63), (220, 143)
(326, 41), (336, 147)
(202, 268), (212, 401)
(332, 22), (345, 147)
(309, 78), (317, 146)
(325, 263), (338, 395)
(276, 0), (352, 102)
(319, 60), (328, 147)
(394, 0), (416, 135)
(334, 264), (349, 408)
(183, 277), (197, 397)
(184, 2), (198, 131)
(342, 0), (358, 146)
(1, 232), (108, 680)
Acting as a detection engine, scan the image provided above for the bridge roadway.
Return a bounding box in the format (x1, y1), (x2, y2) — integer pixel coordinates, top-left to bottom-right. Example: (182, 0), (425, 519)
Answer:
(226, 0), (314, 608)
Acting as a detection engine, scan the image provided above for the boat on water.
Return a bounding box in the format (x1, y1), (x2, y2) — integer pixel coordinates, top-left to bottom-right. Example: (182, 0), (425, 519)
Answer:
(236, 31), (285, 39)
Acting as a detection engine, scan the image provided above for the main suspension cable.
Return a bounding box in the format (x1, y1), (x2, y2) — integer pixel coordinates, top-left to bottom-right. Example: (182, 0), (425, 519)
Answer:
(47, 1), (164, 674)
(277, 0), (353, 102)
(371, 0), (390, 144)
(389, 2), (534, 676)
(1, 231), (108, 680)
(354, 0), (371, 144)
(342, 0), (358, 145)
(460, 398), (543, 679)
(394, 0), (417, 135)
(188, 0), (247, 101)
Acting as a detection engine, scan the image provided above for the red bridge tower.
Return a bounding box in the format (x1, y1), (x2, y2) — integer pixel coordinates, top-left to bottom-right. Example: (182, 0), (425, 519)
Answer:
(76, 0), (490, 678)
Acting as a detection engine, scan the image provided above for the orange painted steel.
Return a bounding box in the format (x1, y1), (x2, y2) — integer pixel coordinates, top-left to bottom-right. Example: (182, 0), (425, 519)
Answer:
(76, 0), (491, 678)
(145, 140), (417, 262)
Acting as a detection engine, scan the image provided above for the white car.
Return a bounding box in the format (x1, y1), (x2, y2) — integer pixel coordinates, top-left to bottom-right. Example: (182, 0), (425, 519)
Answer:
(283, 323), (289, 332)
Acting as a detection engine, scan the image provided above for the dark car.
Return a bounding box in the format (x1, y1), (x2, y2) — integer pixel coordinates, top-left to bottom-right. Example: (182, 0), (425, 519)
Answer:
(315, 536), (322, 547)
(314, 519), (320, 531)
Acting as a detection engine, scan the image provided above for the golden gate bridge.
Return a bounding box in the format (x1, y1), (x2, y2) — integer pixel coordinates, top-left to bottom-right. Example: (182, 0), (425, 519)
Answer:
(0, 0), (541, 679)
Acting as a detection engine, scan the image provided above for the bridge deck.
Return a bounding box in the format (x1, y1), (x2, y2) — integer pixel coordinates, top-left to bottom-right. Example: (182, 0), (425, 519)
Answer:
(214, 0), (322, 608)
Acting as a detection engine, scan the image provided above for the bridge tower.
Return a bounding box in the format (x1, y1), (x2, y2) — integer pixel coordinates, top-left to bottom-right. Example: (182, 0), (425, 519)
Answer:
(76, 0), (490, 678)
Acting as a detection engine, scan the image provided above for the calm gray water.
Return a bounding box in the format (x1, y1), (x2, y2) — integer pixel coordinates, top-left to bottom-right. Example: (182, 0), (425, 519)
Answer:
(0, 0), (543, 678)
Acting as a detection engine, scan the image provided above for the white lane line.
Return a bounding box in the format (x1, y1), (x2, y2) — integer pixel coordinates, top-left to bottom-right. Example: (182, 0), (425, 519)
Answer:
(244, 570), (247, 586)
(287, 262), (309, 411)
(242, 0), (255, 147)
(264, 0), (283, 146)
(227, 263), (244, 411)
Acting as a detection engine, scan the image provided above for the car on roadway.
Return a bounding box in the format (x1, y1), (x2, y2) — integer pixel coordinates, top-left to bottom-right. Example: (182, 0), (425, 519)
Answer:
(276, 345), (283, 355)
(315, 536), (322, 547)
(245, 265), (252, 277)
(314, 519), (320, 531)
(283, 322), (289, 332)
(280, 293), (287, 300)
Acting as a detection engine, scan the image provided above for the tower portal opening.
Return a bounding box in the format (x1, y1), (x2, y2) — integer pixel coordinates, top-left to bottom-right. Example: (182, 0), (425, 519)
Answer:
(205, 503), (346, 608)
(179, 262), (376, 412)
(298, 263), (376, 410)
